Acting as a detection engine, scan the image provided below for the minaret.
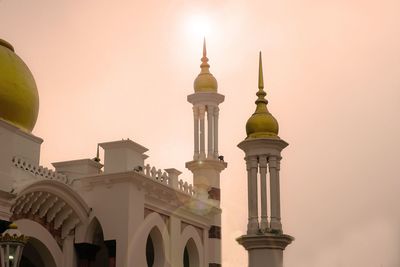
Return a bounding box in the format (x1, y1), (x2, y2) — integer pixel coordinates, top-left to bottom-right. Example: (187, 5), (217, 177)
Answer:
(236, 52), (293, 267)
(186, 39), (227, 267)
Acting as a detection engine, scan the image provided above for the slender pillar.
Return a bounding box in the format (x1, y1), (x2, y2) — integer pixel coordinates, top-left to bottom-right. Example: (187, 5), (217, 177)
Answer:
(199, 105), (206, 159)
(207, 105), (214, 159)
(269, 156), (282, 230)
(246, 155), (259, 234)
(259, 155), (268, 231)
(213, 107), (219, 158)
(193, 106), (199, 160)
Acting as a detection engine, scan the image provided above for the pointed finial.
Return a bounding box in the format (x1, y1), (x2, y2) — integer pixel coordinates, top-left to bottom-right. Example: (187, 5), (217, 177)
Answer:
(245, 51), (279, 139)
(256, 51), (267, 105)
(203, 37), (207, 57)
(200, 37), (209, 68)
(258, 51), (264, 90)
(193, 38), (218, 92)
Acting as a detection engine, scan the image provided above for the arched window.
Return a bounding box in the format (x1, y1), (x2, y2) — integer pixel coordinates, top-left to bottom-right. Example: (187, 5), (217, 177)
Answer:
(183, 246), (190, 267)
(182, 238), (199, 267)
(146, 235), (155, 267)
(145, 227), (165, 267)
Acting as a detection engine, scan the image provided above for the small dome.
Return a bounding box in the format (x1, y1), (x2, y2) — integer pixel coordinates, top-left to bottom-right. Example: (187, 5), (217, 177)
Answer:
(194, 72), (218, 92)
(245, 52), (279, 139)
(0, 39), (39, 132)
(246, 106), (279, 139)
(193, 39), (218, 93)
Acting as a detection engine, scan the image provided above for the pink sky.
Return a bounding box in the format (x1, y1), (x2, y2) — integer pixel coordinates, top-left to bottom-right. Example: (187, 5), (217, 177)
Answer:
(1, 0), (400, 266)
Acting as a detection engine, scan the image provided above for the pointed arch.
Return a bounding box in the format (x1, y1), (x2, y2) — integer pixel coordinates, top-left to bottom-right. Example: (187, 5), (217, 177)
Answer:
(180, 225), (204, 267)
(129, 212), (170, 267)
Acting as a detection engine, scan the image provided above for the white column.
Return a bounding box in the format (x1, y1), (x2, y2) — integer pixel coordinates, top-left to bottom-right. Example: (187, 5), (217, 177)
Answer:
(170, 216), (181, 267)
(269, 156), (282, 230)
(207, 105), (214, 159)
(259, 155), (268, 231)
(63, 234), (77, 267)
(199, 105), (206, 159)
(213, 106), (219, 158)
(246, 155), (259, 234)
(193, 106), (199, 160)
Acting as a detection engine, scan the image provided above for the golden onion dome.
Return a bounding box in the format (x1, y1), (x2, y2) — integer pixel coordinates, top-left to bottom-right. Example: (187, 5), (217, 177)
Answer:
(193, 39), (218, 92)
(0, 39), (39, 132)
(246, 52), (279, 139)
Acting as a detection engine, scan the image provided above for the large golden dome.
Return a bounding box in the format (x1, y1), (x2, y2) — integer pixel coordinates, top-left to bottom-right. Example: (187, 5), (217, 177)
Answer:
(0, 39), (39, 132)
(246, 52), (279, 139)
(193, 39), (218, 93)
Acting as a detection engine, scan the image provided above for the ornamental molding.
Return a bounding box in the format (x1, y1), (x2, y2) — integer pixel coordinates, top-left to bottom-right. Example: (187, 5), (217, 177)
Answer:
(236, 233), (294, 250)
(10, 180), (91, 246)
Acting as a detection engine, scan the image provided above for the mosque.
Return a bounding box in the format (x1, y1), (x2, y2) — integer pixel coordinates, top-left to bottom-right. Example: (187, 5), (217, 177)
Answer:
(0, 37), (292, 267)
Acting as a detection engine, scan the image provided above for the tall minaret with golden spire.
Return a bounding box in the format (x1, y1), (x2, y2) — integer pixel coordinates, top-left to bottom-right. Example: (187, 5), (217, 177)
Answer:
(186, 39), (226, 267)
(236, 52), (293, 267)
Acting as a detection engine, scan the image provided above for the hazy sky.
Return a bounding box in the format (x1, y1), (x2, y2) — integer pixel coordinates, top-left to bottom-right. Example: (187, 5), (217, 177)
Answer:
(1, 0), (400, 266)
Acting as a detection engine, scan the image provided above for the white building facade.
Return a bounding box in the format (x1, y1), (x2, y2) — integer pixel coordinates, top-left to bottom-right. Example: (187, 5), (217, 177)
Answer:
(0, 38), (226, 267)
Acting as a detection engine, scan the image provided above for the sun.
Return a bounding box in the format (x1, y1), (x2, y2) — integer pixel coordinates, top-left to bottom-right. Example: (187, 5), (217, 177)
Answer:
(184, 14), (214, 40)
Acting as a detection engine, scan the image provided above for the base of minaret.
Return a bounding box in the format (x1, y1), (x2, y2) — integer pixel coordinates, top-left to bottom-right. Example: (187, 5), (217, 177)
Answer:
(236, 233), (294, 267)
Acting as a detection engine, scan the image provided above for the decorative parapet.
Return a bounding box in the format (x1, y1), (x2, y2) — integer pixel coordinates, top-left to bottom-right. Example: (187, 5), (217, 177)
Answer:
(139, 164), (195, 196)
(12, 157), (71, 185)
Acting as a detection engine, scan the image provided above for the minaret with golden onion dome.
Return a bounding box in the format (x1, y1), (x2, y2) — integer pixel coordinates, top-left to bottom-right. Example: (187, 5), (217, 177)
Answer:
(236, 52), (293, 267)
(186, 39), (226, 267)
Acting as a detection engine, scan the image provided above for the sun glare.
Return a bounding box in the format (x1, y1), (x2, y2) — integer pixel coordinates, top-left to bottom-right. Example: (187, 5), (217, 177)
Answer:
(184, 15), (214, 40)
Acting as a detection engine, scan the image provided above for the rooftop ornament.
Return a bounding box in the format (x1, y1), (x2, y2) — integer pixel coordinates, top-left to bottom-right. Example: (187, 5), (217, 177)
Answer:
(0, 223), (29, 267)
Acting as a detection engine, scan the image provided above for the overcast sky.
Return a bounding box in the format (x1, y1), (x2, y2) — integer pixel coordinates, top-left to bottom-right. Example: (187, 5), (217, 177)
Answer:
(1, 0), (400, 266)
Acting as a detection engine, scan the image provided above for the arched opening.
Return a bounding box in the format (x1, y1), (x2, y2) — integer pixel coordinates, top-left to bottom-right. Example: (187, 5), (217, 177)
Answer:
(92, 222), (108, 267)
(145, 227), (165, 267)
(182, 238), (199, 267)
(20, 237), (56, 267)
(146, 235), (155, 266)
(79, 217), (109, 267)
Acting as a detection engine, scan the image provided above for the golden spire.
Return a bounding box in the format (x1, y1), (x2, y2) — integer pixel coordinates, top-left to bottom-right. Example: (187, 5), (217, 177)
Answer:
(258, 51), (264, 90)
(245, 52), (279, 139)
(193, 38), (218, 92)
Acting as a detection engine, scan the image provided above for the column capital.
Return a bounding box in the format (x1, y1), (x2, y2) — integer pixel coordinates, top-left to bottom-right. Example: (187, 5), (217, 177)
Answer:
(245, 156), (258, 170)
(259, 155), (268, 167)
(213, 106), (220, 116)
(268, 155), (281, 168)
(198, 105), (206, 112)
(192, 106), (199, 116)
